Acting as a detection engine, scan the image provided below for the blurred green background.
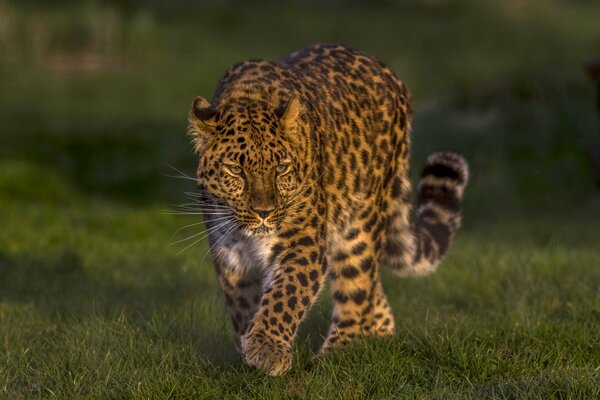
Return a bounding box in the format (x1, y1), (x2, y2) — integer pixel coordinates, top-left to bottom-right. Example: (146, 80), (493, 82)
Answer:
(2, 0), (599, 213)
(1, 0), (600, 398)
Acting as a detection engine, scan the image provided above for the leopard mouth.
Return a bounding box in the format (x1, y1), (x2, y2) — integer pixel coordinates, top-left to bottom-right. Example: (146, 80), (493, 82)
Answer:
(243, 218), (278, 237)
(244, 225), (276, 237)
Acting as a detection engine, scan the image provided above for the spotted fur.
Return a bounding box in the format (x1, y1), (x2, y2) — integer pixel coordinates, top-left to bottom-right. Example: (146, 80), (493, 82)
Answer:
(187, 44), (468, 376)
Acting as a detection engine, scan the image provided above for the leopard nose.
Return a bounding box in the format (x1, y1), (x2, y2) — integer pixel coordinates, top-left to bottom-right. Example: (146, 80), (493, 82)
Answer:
(252, 207), (274, 219)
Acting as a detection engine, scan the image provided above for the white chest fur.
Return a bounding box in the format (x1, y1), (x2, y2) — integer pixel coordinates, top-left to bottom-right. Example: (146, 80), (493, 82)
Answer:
(214, 233), (275, 275)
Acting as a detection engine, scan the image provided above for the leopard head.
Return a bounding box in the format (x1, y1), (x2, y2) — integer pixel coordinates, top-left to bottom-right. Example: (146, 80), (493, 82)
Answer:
(188, 95), (311, 236)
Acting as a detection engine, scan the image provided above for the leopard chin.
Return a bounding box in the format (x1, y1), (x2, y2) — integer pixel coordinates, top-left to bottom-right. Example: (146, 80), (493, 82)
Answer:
(243, 225), (276, 237)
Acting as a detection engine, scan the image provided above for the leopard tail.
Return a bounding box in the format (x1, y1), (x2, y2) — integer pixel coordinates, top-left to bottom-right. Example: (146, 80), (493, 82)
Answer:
(383, 151), (469, 277)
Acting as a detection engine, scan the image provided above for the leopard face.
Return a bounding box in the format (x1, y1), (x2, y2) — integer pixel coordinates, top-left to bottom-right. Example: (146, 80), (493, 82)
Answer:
(189, 96), (308, 237)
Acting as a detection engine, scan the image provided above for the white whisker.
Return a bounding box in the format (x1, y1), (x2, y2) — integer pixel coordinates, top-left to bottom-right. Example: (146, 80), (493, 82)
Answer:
(176, 219), (237, 256)
(162, 173), (197, 182)
(171, 220), (206, 238)
(170, 214), (234, 238)
(160, 209), (232, 216)
(170, 219), (231, 246)
(175, 203), (230, 210)
(165, 164), (197, 181)
(201, 215), (236, 224)
(284, 170), (325, 209)
(172, 207), (229, 214)
(202, 221), (240, 265)
(182, 196), (229, 207)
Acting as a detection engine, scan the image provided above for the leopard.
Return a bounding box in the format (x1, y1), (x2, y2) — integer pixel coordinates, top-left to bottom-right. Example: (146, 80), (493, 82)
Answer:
(187, 44), (468, 376)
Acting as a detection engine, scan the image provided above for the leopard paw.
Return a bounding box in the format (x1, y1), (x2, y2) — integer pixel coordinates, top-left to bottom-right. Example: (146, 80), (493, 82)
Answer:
(241, 330), (292, 376)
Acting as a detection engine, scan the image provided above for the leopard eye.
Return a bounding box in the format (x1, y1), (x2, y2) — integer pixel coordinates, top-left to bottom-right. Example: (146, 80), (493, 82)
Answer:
(224, 165), (243, 176)
(276, 162), (291, 175)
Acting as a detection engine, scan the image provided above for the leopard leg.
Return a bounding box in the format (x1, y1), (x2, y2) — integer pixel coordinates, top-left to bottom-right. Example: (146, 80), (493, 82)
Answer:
(365, 278), (395, 336)
(241, 194), (327, 376)
(321, 199), (394, 352)
(214, 258), (263, 350)
(208, 227), (264, 349)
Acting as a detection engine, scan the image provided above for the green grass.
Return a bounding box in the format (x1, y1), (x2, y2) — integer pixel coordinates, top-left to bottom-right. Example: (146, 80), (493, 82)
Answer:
(2, 0), (600, 398)
(2, 178), (599, 398)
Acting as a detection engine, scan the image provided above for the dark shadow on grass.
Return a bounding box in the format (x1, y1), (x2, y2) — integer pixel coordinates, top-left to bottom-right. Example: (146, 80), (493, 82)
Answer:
(0, 250), (239, 367)
(0, 248), (341, 370)
(0, 250), (192, 315)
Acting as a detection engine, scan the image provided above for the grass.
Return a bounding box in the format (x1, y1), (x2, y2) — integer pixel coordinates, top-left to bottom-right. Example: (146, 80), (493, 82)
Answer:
(1, 0), (600, 398)
(2, 189), (599, 398)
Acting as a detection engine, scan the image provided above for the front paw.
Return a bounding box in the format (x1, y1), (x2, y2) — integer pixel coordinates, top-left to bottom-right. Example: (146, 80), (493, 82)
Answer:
(241, 330), (292, 376)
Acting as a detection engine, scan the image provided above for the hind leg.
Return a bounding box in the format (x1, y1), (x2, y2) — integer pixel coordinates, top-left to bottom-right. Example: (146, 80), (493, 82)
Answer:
(321, 200), (395, 352)
(364, 279), (395, 335)
(381, 160), (416, 274)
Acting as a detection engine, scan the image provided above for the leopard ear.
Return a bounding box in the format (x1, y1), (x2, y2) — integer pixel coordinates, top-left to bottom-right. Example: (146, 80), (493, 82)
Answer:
(275, 97), (301, 134)
(188, 96), (218, 153)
